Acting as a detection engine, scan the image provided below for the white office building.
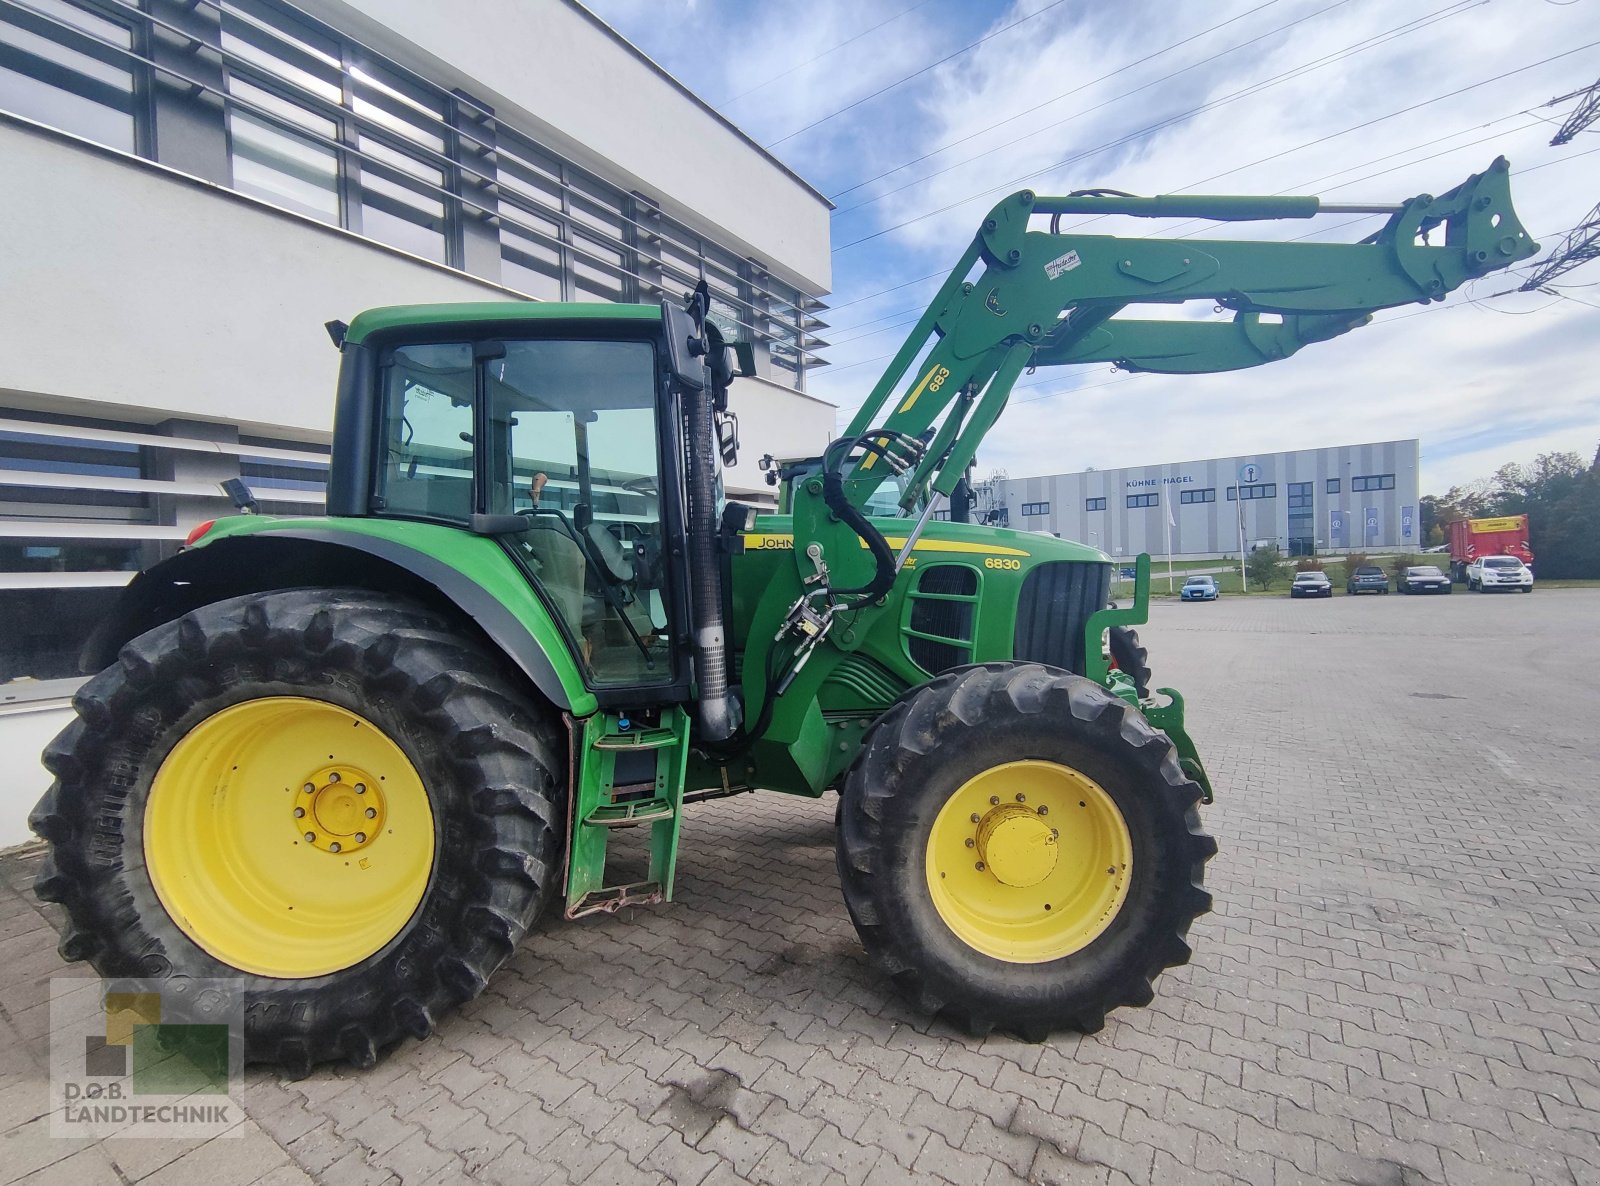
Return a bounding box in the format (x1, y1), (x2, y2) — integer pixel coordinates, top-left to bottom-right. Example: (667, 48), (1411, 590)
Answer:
(990, 440), (1423, 560)
(0, 0), (836, 843)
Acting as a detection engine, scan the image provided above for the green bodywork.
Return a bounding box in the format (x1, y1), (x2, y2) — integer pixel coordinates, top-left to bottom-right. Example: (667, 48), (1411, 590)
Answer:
(343, 301), (664, 344)
(194, 514), (598, 715)
(159, 161), (1535, 915)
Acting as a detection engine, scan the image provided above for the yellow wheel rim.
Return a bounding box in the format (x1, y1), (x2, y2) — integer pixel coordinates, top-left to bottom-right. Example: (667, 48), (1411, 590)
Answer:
(144, 697), (435, 978)
(925, 760), (1132, 963)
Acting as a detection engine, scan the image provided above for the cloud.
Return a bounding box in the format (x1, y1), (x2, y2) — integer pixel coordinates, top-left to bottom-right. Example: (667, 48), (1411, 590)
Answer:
(584, 0), (1600, 493)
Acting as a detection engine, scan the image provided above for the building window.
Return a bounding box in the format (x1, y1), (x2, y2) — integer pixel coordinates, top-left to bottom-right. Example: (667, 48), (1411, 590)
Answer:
(0, 0), (824, 390)
(0, 405), (330, 683)
(1287, 481), (1314, 555)
(1127, 493), (1159, 509)
(1352, 474), (1395, 492)
(1228, 483), (1276, 501)
(1326, 478), (1340, 494)
(1020, 501), (1049, 517)
(1085, 497), (1106, 511)
(1179, 488), (1215, 504)
(0, 0), (144, 153)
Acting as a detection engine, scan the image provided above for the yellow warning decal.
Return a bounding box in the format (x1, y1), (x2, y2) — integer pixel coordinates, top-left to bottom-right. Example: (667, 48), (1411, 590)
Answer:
(741, 532), (1030, 560)
(879, 536), (1031, 558)
(897, 364), (951, 415)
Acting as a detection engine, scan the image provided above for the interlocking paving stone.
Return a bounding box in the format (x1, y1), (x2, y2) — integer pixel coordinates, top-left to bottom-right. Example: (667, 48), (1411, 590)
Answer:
(2, 589), (1597, 1184)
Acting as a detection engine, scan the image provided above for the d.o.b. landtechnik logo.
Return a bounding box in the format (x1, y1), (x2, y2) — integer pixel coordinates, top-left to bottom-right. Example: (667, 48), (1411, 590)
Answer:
(49, 977), (244, 1138)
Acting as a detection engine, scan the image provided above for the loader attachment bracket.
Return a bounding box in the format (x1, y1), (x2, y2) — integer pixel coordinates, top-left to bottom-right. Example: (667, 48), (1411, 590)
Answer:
(1083, 554), (1214, 804)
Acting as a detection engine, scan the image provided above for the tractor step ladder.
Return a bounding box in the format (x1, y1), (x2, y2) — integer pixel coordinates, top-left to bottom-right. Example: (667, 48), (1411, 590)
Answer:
(564, 707), (691, 919)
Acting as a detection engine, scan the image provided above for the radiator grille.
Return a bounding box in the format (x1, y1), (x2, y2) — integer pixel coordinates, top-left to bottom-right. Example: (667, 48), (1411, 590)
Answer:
(905, 563), (979, 676)
(1013, 561), (1112, 675)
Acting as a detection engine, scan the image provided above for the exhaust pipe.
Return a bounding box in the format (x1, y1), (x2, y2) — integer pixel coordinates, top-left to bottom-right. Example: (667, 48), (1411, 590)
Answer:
(684, 376), (740, 741)
(665, 291), (741, 743)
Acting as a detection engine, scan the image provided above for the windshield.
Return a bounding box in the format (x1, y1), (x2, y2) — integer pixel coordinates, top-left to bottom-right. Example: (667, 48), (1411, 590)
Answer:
(1406, 567), (1441, 577)
(780, 457), (921, 517)
(1355, 567), (1384, 576)
(1484, 557), (1522, 569)
(1295, 573), (1324, 581)
(1185, 577), (1212, 586)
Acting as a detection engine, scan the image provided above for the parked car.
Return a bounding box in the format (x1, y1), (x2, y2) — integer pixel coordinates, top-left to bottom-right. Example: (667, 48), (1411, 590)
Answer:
(1346, 565), (1391, 595)
(1399, 565), (1451, 594)
(1290, 571), (1333, 598)
(1180, 574), (1219, 602)
(1466, 555), (1534, 593)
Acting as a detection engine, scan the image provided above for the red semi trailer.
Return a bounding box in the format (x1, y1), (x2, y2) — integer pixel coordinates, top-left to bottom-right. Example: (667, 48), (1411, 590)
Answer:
(1447, 515), (1533, 582)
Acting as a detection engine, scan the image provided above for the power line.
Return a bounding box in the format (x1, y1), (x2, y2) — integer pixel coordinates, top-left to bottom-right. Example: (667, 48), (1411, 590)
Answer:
(827, 110), (1538, 336)
(833, 0), (1373, 217)
(764, 0), (1075, 148)
(826, 268), (948, 313)
(826, 0), (1298, 202)
(817, 45), (1600, 336)
(1519, 198), (1600, 291)
(1171, 115), (1547, 242)
(825, 197), (1593, 420)
(1545, 74), (1600, 144)
(823, 112), (1515, 332)
(833, 1), (1491, 251)
(717, 0), (936, 109)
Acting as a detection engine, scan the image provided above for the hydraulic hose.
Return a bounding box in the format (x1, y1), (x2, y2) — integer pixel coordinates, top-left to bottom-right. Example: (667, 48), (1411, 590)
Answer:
(822, 435), (899, 609)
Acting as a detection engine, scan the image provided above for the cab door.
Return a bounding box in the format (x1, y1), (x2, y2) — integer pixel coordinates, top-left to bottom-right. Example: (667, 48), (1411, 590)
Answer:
(374, 333), (688, 699)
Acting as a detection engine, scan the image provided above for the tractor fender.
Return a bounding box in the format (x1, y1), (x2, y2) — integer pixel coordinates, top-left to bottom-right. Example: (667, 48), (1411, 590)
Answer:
(81, 529), (578, 712)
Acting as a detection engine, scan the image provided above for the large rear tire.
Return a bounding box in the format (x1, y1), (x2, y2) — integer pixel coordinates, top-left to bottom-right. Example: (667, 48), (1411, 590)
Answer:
(30, 589), (564, 1075)
(837, 663), (1214, 1039)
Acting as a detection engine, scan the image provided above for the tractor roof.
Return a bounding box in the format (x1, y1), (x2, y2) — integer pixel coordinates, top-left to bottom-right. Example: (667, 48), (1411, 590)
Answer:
(344, 302), (661, 345)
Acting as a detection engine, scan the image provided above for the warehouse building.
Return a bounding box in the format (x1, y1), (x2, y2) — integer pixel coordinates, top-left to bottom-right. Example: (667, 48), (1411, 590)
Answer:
(990, 440), (1422, 559)
(0, 0), (835, 843)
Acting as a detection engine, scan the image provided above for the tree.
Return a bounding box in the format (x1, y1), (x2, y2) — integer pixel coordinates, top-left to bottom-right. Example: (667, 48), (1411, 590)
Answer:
(1489, 451), (1586, 516)
(1245, 543), (1285, 590)
(1492, 451), (1589, 574)
(1532, 445), (1600, 578)
(1422, 445), (1599, 579)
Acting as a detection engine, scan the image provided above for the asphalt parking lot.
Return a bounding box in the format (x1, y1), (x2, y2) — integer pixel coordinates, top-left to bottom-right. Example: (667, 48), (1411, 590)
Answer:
(3, 589), (1597, 1186)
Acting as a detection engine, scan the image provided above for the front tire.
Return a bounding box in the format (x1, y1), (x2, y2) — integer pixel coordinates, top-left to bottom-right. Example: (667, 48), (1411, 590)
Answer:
(837, 664), (1214, 1039)
(1106, 626), (1151, 700)
(30, 589), (564, 1074)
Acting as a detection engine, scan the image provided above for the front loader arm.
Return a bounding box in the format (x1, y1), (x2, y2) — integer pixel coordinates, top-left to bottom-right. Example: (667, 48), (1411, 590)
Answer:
(1038, 309), (1372, 375)
(793, 157), (1536, 599)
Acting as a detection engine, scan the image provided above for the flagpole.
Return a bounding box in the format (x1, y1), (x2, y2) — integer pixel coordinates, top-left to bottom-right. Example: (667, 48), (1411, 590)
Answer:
(1236, 489), (1248, 593)
(1165, 495), (1176, 594)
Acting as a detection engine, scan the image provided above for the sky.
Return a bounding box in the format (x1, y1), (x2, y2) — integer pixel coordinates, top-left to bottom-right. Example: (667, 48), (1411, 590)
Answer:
(585, 0), (1600, 493)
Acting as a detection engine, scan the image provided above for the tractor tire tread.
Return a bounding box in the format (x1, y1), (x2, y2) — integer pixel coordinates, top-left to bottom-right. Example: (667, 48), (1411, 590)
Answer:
(30, 587), (564, 1075)
(837, 662), (1212, 1042)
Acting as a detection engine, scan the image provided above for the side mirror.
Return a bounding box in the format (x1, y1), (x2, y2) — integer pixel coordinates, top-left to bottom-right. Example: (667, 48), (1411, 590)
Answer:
(469, 513), (533, 537)
(716, 411), (740, 467)
(660, 301), (706, 391)
(731, 341), (757, 377)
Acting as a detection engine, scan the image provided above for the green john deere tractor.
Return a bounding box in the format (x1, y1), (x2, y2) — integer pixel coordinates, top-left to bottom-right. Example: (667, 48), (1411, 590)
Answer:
(31, 160), (1535, 1073)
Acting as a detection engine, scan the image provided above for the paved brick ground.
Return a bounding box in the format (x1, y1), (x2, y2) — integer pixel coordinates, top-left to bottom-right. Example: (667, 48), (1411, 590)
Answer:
(3, 589), (1598, 1185)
